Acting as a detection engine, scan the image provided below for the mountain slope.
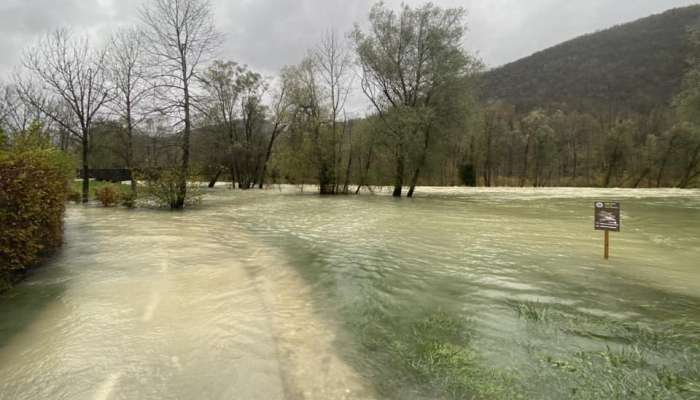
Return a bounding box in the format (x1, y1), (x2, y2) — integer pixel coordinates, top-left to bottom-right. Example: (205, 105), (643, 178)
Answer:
(481, 5), (700, 113)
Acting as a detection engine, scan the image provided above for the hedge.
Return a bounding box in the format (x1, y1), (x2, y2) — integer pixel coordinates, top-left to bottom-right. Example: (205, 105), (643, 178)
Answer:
(0, 147), (72, 289)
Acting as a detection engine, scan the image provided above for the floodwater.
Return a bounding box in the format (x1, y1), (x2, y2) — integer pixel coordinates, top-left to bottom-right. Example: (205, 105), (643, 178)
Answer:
(1, 187), (699, 399)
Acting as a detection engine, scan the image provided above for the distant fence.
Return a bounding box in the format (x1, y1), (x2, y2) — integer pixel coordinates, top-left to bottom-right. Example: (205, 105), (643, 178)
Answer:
(76, 169), (132, 182)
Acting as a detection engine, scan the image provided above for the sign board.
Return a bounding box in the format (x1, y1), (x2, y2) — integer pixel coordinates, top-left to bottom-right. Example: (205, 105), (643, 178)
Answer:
(594, 201), (621, 232)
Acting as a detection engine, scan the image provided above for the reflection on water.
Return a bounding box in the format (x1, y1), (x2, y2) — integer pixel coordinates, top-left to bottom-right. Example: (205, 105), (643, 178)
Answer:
(0, 187), (699, 399)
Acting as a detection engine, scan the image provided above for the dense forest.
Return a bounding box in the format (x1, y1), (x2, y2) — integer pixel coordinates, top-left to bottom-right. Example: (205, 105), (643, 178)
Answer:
(1, 0), (699, 210)
(476, 5), (700, 189)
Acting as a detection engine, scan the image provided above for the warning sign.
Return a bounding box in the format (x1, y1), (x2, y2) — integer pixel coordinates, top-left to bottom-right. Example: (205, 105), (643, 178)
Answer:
(594, 201), (621, 232)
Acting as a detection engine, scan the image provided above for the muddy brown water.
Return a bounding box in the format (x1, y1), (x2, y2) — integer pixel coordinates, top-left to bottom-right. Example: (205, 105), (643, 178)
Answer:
(1, 187), (699, 399)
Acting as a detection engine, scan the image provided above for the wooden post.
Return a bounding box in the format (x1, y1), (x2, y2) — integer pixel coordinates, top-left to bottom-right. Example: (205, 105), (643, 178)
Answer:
(604, 230), (610, 260)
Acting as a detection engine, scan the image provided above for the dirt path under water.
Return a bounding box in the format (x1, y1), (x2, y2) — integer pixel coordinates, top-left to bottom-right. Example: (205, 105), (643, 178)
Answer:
(0, 206), (376, 400)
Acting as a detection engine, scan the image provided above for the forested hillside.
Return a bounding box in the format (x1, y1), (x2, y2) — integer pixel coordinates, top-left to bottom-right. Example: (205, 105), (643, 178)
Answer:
(482, 5), (700, 114)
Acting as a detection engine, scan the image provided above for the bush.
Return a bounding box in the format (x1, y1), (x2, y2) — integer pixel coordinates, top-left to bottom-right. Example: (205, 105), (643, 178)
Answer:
(95, 185), (121, 207)
(0, 146), (72, 289)
(120, 190), (137, 208)
(138, 168), (202, 209)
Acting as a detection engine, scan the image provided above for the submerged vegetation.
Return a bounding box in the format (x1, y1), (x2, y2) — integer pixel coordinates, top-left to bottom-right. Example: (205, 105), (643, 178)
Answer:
(343, 300), (700, 399)
(507, 301), (700, 399)
(351, 309), (518, 399)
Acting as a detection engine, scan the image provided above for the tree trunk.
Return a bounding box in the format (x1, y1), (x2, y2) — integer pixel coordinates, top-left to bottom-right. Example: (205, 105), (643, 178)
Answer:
(258, 125), (281, 189)
(533, 155), (540, 188)
(406, 165), (420, 198)
(229, 164), (237, 189)
(407, 129), (431, 198)
(355, 141), (374, 195)
(603, 146), (620, 188)
(319, 161), (334, 195)
(342, 125), (353, 194)
(81, 133), (89, 203)
(572, 140), (578, 180)
(520, 135), (531, 187)
(632, 167), (650, 188)
(393, 148), (404, 198)
(126, 101), (137, 196)
(679, 144), (700, 188)
(656, 135), (678, 187)
(173, 87), (191, 209)
(208, 169), (222, 188)
(484, 123), (493, 187)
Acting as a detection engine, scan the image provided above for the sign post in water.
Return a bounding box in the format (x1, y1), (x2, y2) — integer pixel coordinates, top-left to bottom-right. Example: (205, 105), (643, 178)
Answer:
(594, 201), (620, 259)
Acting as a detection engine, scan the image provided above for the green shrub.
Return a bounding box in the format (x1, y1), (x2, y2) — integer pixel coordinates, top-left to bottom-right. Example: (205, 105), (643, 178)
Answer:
(0, 146), (72, 289)
(95, 185), (121, 207)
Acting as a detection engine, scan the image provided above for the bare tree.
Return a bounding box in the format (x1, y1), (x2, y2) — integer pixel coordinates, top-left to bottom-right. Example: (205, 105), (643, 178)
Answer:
(1, 83), (37, 135)
(108, 27), (152, 195)
(140, 0), (221, 209)
(17, 28), (111, 203)
(257, 79), (289, 188)
(313, 30), (352, 194)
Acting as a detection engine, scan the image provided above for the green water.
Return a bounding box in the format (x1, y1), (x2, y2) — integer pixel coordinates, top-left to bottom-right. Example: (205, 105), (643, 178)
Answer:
(1, 187), (699, 399)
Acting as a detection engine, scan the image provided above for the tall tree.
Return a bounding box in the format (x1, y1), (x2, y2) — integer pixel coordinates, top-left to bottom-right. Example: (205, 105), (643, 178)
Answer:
(200, 60), (246, 187)
(108, 27), (151, 195)
(313, 30), (352, 194)
(275, 60), (329, 189)
(258, 81), (290, 189)
(236, 70), (268, 189)
(353, 2), (480, 197)
(140, 0), (221, 209)
(17, 28), (111, 203)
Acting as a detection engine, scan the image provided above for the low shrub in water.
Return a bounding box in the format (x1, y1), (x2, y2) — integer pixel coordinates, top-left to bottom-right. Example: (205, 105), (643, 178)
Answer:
(95, 185), (121, 207)
(120, 190), (137, 208)
(137, 168), (202, 209)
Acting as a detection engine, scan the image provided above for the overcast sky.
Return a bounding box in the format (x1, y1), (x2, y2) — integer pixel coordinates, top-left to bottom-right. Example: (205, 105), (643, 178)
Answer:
(0, 0), (698, 78)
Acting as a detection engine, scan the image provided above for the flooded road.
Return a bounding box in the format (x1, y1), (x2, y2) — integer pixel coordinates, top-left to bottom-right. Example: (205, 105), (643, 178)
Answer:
(1, 187), (699, 399)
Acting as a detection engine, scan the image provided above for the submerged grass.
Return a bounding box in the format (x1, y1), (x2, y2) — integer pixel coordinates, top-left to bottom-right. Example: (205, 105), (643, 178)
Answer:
(508, 300), (700, 399)
(538, 347), (700, 399)
(351, 307), (520, 400)
(508, 300), (551, 322)
(341, 298), (700, 399)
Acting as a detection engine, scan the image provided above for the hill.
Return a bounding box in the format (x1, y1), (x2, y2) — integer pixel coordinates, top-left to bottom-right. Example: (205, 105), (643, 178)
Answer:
(480, 5), (700, 114)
